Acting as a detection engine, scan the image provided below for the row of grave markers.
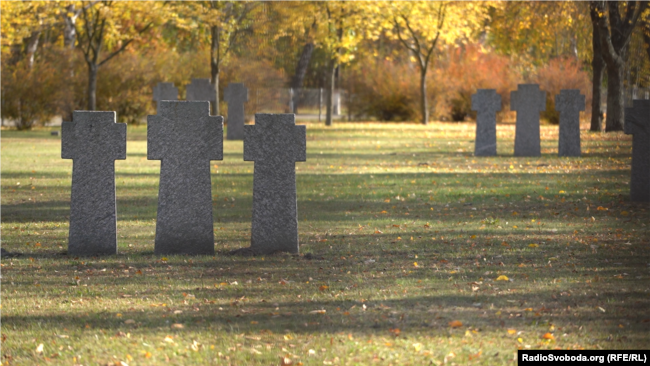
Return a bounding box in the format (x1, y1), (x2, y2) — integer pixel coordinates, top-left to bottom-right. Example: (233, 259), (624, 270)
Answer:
(473, 84), (649, 202)
(62, 102), (305, 256)
(472, 85), (585, 157)
(153, 79), (249, 140)
(62, 88), (649, 256)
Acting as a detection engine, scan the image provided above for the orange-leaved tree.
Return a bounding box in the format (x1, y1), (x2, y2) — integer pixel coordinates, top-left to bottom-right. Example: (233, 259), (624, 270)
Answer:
(368, 1), (490, 124)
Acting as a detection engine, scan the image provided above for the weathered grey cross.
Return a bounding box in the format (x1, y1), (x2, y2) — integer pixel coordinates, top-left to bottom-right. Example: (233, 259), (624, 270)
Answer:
(148, 101), (223, 255)
(244, 114), (306, 254)
(556, 89), (585, 157)
(471, 89), (501, 156)
(624, 99), (650, 202)
(185, 78), (216, 103)
(511, 84), (545, 156)
(62, 111), (126, 255)
(224, 82), (249, 140)
(152, 82), (178, 104)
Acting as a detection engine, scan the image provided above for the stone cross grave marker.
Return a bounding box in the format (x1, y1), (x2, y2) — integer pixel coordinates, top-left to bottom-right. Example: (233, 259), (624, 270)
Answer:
(511, 84), (546, 156)
(152, 82), (178, 104)
(186, 78), (216, 104)
(62, 111), (126, 255)
(148, 101), (223, 255)
(556, 89), (585, 157)
(244, 114), (306, 254)
(224, 83), (249, 140)
(624, 99), (650, 202)
(471, 89), (501, 156)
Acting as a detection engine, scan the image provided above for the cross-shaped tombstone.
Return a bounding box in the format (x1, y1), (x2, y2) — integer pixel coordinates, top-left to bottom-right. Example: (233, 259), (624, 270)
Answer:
(185, 78), (216, 104)
(511, 84), (546, 156)
(624, 99), (650, 202)
(62, 111), (126, 256)
(244, 114), (306, 254)
(471, 89), (501, 156)
(556, 89), (585, 157)
(152, 82), (178, 104)
(224, 83), (249, 140)
(148, 101), (223, 255)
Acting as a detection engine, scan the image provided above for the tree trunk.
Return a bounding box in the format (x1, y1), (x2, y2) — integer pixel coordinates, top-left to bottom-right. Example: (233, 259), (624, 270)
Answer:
(605, 60), (624, 131)
(211, 66), (220, 116)
(24, 30), (41, 69)
(419, 68), (428, 125)
(641, 19), (650, 60)
(211, 25), (220, 116)
(63, 4), (77, 49)
(325, 59), (336, 126)
(291, 42), (314, 114)
(590, 59), (604, 132)
(590, 9), (604, 132)
(87, 62), (98, 110)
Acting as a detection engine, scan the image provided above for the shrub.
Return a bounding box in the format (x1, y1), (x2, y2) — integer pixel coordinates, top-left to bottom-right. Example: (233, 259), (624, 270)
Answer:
(430, 44), (521, 122)
(1, 59), (62, 130)
(97, 50), (158, 124)
(347, 57), (418, 122)
(532, 57), (591, 124)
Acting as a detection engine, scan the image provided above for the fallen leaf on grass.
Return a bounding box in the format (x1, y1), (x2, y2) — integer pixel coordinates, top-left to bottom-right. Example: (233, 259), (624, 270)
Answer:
(309, 310), (326, 314)
(171, 324), (184, 329)
(528, 244), (539, 248)
(449, 320), (463, 328)
(124, 319), (135, 325)
(542, 333), (555, 340)
(319, 285), (328, 291)
(496, 275), (509, 281)
(507, 329), (516, 335)
(280, 356), (293, 365)
(36, 343), (44, 354)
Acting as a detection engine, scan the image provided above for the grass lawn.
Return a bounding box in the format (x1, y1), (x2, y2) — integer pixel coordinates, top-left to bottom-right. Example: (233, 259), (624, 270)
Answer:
(1, 121), (648, 365)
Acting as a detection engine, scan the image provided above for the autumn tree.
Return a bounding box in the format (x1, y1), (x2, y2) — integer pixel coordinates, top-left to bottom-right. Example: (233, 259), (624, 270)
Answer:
(591, 1), (648, 131)
(75, 1), (165, 110)
(590, 2), (605, 132)
(309, 2), (364, 126)
(171, 1), (259, 115)
(488, 2), (592, 71)
(372, 2), (489, 124)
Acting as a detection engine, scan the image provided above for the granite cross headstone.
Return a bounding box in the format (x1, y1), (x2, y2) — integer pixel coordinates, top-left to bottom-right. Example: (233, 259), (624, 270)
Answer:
(148, 101), (223, 255)
(62, 111), (126, 255)
(224, 83), (248, 140)
(511, 84), (546, 156)
(556, 89), (585, 157)
(624, 99), (650, 202)
(152, 82), (178, 104)
(471, 89), (501, 156)
(185, 78), (216, 104)
(244, 114), (306, 254)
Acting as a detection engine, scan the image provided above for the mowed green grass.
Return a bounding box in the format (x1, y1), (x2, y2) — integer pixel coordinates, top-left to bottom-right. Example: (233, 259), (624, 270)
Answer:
(1, 121), (648, 365)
